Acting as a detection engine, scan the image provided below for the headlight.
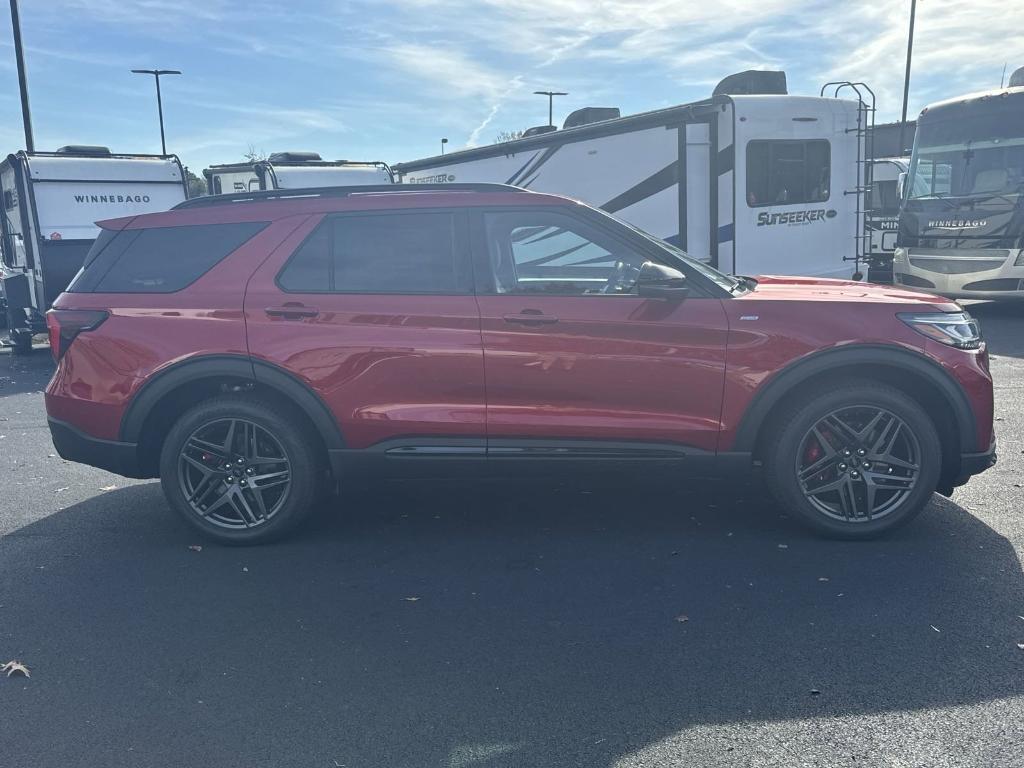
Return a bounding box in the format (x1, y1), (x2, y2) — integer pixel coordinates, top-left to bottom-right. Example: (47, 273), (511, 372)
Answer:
(898, 311), (982, 350)
(893, 247), (907, 264)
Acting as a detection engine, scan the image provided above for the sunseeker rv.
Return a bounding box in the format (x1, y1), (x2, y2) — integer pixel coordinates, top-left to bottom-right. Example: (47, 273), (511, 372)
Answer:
(0, 146), (186, 352)
(204, 152), (393, 195)
(395, 72), (876, 280)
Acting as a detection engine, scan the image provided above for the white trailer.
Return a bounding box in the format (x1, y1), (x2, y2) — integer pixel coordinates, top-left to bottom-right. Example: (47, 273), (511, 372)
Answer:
(0, 146), (186, 351)
(395, 72), (876, 280)
(204, 152), (393, 195)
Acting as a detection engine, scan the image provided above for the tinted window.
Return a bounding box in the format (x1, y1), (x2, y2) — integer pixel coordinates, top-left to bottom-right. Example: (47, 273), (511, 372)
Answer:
(483, 210), (648, 295)
(277, 224), (330, 291)
(71, 222), (267, 293)
(870, 179), (900, 214)
(746, 139), (831, 207)
(278, 212), (464, 294)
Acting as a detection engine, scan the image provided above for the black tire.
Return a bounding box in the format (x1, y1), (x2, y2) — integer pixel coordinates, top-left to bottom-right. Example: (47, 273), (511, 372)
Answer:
(764, 380), (941, 539)
(159, 396), (320, 545)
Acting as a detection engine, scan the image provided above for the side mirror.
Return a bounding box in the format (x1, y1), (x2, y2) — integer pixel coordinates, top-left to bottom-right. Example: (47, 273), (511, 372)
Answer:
(897, 171), (907, 201)
(637, 261), (689, 299)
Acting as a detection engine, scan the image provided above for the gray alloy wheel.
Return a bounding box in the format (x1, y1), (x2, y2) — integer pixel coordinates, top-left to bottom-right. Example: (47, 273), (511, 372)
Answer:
(177, 418), (292, 530)
(160, 396), (319, 544)
(765, 381), (941, 538)
(795, 405), (921, 523)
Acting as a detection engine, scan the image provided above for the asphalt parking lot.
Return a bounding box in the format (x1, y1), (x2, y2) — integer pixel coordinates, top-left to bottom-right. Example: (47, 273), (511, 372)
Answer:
(1, 302), (1023, 768)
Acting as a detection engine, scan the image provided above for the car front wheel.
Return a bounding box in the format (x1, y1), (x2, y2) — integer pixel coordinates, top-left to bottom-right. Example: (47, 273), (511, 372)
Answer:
(765, 381), (942, 538)
(159, 396), (319, 544)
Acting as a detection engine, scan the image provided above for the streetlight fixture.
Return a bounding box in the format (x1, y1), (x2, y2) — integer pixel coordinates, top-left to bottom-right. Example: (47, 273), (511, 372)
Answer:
(441, 137), (448, 155)
(534, 90), (568, 128)
(898, 0), (918, 154)
(8, 0), (35, 151)
(131, 68), (181, 155)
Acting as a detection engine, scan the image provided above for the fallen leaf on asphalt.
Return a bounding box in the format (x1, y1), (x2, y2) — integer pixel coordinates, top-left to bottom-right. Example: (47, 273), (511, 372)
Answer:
(818, 577), (830, 582)
(675, 614), (689, 623)
(778, 544), (789, 549)
(809, 688), (821, 696)
(99, 485), (117, 492)
(403, 597), (420, 602)
(930, 625), (941, 633)
(1017, 643), (1024, 650)
(2, 660), (30, 678)
(55, 487), (68, 493)
(188, 545), (203, 552)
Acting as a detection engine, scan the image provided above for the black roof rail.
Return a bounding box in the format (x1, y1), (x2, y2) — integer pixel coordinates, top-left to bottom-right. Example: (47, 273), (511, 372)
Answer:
(173, 182), (527, 210)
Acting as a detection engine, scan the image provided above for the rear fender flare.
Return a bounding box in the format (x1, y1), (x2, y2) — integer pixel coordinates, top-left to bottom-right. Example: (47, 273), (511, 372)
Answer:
(120, 354), (345, 450)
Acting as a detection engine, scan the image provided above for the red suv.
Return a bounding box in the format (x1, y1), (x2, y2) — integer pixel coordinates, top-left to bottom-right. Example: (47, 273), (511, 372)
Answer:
(44, 184), (996, 544)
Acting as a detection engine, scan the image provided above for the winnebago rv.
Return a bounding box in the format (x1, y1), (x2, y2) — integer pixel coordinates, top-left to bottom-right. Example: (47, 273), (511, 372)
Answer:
(894, 67), (1024, 299)
(395, 72), (876, 280)
(0, 146), (186, 352)
(204, 152), (393, 195)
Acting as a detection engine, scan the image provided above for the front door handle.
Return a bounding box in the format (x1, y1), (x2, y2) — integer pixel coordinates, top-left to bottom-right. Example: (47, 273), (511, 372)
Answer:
(503, 310), (558, 326)
(265, 303), (319, 320)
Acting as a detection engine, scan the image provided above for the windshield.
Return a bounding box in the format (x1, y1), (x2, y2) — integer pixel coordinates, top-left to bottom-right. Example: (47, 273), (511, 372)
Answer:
(907, 110), (1024, 200)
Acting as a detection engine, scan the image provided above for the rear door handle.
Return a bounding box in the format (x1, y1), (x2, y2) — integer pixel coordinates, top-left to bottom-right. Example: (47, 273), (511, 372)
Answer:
(503, 311), (558, 325)
(265, 304), (319, 319)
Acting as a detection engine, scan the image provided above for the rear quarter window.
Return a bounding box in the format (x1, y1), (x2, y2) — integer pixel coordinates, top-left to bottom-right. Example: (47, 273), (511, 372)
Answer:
(69, 221), (268, 293)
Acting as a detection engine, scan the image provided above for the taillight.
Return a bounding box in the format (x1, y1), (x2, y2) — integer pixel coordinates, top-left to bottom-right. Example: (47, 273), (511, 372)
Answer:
(46, 309), (108, 362)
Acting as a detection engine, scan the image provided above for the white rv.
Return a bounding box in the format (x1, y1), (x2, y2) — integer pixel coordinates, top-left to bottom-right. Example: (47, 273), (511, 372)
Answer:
(395, 72), (875, 280)
(0, 146), (186, 351)
(866, 157), (910, 283)
(204, 152), (393, 195)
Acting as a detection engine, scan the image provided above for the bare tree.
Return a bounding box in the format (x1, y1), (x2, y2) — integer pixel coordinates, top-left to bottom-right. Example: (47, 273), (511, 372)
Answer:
(494, 130), (526, 144)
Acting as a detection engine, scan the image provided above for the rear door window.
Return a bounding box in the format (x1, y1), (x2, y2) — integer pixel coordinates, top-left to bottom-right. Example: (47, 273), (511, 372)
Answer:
(277, 211), (470, 294)
(70, 222), (267, 293)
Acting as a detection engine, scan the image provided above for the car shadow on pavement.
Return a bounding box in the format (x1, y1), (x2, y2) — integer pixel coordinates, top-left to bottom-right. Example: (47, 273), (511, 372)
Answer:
(1, 476), (1022, 767)
(967, 301), (1024, 359)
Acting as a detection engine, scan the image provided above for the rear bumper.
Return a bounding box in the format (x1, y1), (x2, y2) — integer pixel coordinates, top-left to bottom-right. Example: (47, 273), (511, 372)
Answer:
(48, 417), (145, 478)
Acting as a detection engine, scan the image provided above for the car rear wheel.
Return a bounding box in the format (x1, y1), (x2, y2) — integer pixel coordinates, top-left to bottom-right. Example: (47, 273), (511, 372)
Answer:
(159, 396), (319, 545)
(764, 381), (941, 538)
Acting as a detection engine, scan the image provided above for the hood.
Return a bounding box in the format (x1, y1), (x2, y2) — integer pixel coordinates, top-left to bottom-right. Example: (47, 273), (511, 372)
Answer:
(747, 275), (960, 310)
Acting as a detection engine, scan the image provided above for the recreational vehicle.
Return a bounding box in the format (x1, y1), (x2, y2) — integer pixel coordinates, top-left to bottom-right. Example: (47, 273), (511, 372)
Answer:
(396, 72), (876, 281)
(894, 67), (1024, 299)
(866, 157), (910, 283)
(204, 152), (393, 195)
(0, 146), (186, 352)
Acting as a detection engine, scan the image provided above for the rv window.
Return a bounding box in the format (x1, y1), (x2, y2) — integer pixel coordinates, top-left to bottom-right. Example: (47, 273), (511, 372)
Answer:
(277, 212), (466, 294)
(870, 180), (900, 214)
(746, 139), (830, 207)
(72, 222), (268, 293)
(482, 210), (647, 295)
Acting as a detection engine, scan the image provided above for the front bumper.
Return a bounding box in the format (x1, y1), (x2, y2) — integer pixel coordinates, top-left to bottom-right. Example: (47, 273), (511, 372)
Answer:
(48, 418), (145, 478)
(950, 438), (997, 489)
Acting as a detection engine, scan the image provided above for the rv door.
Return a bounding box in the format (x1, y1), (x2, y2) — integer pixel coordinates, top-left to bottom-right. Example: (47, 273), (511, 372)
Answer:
(730, 97), (861, 278)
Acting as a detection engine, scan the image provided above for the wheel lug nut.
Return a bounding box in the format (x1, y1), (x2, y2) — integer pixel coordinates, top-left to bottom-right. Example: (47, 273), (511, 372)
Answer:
(839, 463), (848, 471)
(862, 462), (871, 470)
(246, 467), (254, 474)
(857, 448), (866, 456)
(851, 470), (860, 479)
(843, 449), (852, 456)
(237, 458), (245, 465)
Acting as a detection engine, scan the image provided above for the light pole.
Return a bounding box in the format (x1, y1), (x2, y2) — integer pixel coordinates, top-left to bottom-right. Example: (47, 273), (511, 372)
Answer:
(441, 137), (448, 155)
(131, 68), (181, 155)
(8, 0), (34, 151)
(534, 90), (568, 127)
(898, 0), (917, 154)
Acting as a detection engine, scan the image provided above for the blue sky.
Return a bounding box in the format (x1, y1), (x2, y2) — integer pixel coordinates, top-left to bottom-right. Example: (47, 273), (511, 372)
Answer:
(0, 0), (1020, 176)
